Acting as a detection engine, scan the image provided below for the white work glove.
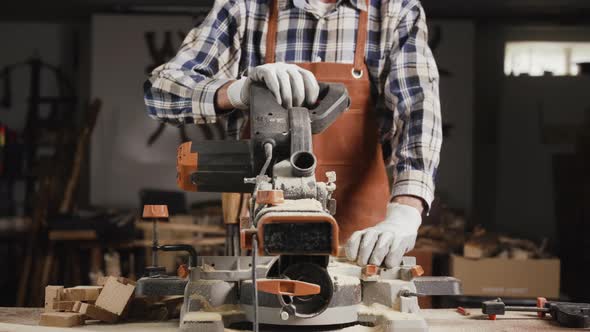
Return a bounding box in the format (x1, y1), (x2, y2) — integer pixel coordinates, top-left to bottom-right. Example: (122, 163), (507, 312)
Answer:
(345, 203), (422, 268)
(226, 63), (320, 110)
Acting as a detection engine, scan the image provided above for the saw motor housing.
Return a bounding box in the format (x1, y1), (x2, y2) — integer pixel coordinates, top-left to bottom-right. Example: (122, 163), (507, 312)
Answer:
(176, 82), (350, 318)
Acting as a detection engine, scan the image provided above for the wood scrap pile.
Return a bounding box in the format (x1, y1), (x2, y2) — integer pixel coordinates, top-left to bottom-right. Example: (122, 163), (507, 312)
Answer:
(463, 226), (551, 259)
(40, 276), (184, 327)
(41, 276), (134, 327)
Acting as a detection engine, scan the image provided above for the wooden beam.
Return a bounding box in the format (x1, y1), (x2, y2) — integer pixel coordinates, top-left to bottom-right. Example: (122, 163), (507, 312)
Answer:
(135, 221), (225, 235)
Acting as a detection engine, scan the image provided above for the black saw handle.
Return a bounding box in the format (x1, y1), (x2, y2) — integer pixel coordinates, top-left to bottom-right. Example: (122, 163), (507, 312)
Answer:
(309, 82), (350, 134)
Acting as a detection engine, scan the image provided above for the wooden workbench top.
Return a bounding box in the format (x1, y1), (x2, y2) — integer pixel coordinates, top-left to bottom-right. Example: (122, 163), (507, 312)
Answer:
(0, 307), (577, 331)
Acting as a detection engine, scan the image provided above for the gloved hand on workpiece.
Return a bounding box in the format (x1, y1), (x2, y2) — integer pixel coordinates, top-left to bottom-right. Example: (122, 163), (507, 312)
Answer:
(345, 203), (422, 268)
(227, 63), (320, 110)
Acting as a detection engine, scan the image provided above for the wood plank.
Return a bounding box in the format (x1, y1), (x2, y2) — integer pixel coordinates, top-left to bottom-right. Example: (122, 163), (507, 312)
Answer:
(95, 277), (135, 316)
(73, 301), (118, 323)
(63, 286), (103, 302)
(132, 238), (226, 248)
(48, 230), (97, 241)
(38, 312), (84, 327)
(135, 221), (225, 235)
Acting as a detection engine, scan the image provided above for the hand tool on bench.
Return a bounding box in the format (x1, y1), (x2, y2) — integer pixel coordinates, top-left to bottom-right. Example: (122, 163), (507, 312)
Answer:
(482, 297), (590, 328)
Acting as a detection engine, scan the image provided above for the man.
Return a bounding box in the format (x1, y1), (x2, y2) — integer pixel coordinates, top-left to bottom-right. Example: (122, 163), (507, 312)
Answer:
(144, 0), (442, 268)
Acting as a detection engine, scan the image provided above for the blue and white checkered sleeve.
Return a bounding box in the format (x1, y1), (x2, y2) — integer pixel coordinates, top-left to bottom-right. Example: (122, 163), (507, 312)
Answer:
(144, 0), (244, 125)
(384, 1), (443, 210)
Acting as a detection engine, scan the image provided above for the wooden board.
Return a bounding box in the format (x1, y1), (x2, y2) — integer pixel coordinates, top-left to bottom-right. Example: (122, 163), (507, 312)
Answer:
(39, 312), (84, 327)
(73, 302), (118, 323)
(94, 277), (135, 315)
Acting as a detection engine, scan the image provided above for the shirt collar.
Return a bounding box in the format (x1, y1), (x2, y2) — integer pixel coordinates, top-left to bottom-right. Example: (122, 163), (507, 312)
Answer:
(279, 0), (367, 12)
(348, 0), (368, 11)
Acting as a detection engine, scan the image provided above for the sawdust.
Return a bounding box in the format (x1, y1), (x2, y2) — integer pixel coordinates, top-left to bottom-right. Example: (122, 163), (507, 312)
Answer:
(328, 260), (363, 279)
(358, 303), (419, 321)
(188, 293), (215, 311)
(208, 305), (242, 313)
(201, 264), (215, 272)
(183, 312), (221, 321)
(224, 323), (378, 332)
(188, 292), (241, 313)
(338, 325), (382, 332)
(332, 274), (361, 286)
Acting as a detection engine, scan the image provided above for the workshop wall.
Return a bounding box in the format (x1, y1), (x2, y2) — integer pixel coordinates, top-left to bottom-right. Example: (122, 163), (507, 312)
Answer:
(427, 20), (475, 214)
(474, 25), (590, 242)
(498, 76), (590, 241)
(90, 14), (219, 209)
(0, 23), (79, 215)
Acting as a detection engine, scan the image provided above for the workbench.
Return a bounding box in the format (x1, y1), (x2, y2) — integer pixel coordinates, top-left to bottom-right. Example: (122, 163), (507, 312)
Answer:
(0, 307), (575, 331)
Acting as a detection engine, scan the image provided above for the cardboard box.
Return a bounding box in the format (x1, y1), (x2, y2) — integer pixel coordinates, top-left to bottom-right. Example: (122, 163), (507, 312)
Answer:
(64, 286), (103, 301)
(451, 255), (560, 298)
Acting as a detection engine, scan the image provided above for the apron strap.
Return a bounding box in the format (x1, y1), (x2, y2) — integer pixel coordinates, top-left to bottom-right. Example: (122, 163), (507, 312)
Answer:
(265, 0), (279, 64)
(264, 0), (368, 71)
(353, 2), (368, 74)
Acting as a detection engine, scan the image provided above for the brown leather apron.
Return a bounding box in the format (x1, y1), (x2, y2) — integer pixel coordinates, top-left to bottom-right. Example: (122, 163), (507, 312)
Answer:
(265, 0), (390, 242)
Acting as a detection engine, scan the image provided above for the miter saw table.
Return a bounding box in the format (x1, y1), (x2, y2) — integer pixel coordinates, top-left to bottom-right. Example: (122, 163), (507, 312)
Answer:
(135, 82), (462, 332)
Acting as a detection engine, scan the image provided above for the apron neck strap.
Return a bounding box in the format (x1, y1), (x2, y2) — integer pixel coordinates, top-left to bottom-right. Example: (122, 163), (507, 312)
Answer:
(265, 0), (279, 64)
(352, 1), (368, 73)
(264, 0), (368, 73)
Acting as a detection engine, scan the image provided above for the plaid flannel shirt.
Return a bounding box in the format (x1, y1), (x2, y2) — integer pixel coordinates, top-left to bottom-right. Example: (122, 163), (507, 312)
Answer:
(144, 0), (442, 208)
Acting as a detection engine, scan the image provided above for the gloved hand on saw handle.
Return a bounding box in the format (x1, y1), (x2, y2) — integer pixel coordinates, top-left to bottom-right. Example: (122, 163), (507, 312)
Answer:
(345, 203), (422, 268)
(227, 63), (320, 110)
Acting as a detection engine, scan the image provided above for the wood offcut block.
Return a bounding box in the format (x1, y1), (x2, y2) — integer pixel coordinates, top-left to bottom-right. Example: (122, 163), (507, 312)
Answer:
(44, 286), (64, 312)
(63, 286), (103, 301)
(48, 301), (75, 312)
(95, 277), (135, 316)
(39, 312), (84, 327)
(73, 301), (118, 323)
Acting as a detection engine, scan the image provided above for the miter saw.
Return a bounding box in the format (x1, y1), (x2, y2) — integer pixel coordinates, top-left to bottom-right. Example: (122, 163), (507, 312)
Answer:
(136, 82), (461, 331)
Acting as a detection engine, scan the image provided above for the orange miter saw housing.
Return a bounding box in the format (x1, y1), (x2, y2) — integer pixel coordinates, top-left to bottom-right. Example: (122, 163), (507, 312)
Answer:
(241, 202), (339, 257)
